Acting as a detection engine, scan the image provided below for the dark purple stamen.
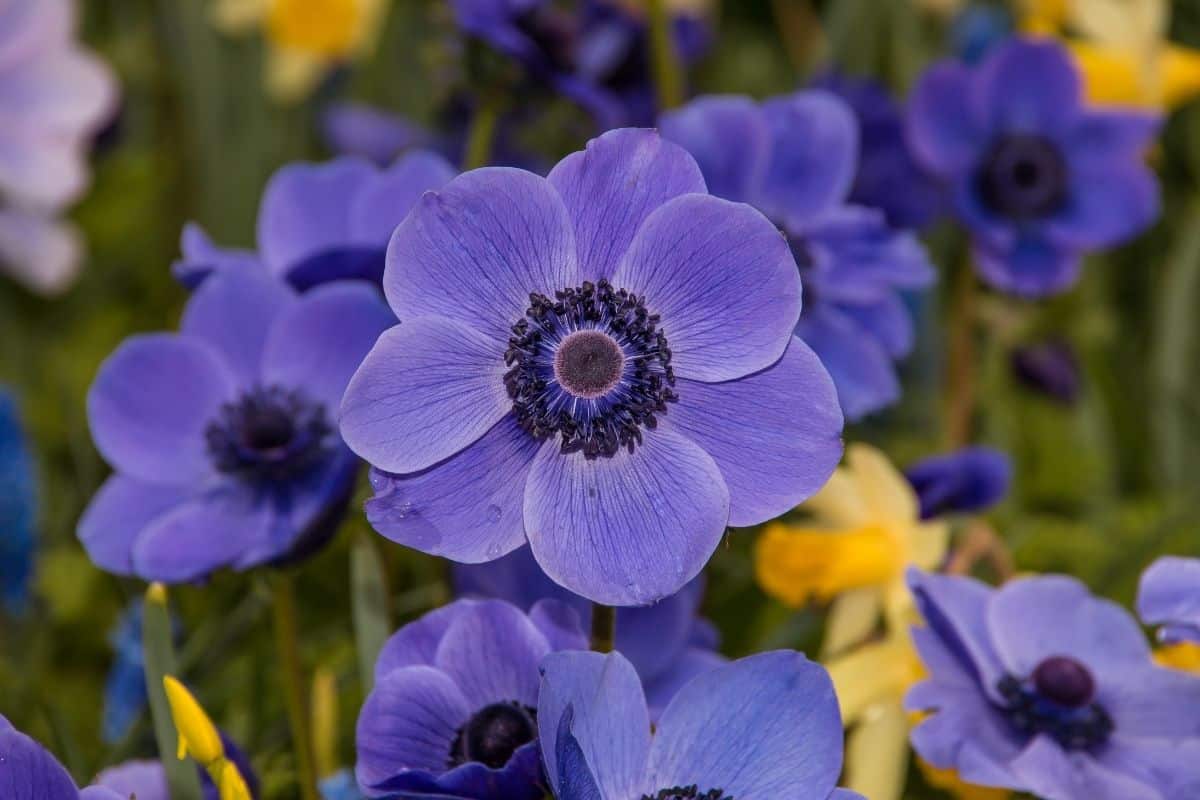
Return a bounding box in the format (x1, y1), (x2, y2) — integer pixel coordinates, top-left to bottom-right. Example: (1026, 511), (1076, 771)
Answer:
(977, 134), (1067, 220)
(505, 279), (677, 459)
(205, 386), (331, 482)
(641, 786), (732, 800)
(996, 657), (1113, 751)
(1033, 655), (1096, 708)
(449, 702), (536, 770)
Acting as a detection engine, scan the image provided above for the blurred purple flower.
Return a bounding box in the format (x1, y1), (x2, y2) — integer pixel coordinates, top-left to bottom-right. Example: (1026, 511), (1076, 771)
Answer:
(78, 271), (393, 582)
(321, 104), (433, 165)
(950, 4), (1013, 65)
(907, 38), (1161, 297)
(1138, 556), (1200, 645)
(538, 650), (863, 800)
(453, 546), (725, 717)
(660, 92), (935, 421)
(341, 128), (843, 606)
(0, 388), (36, 614)
(905, 446), (1012, 520)
(907, 569), (1200, 798)
(355, 597), (586, 799)
(94, 733), (260, 800)
(1011, 338), (1081, 405)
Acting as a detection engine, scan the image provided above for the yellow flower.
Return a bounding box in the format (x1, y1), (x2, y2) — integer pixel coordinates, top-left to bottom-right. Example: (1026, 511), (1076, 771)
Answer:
(162, 676), (253, 800)
(921, 761), (1013, 800)
(1156, 641), (1200, 672)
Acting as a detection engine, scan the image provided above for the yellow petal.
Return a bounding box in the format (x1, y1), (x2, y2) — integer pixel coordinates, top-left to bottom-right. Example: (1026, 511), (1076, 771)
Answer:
(845, 700), (910, 800)
(1161, 45), (1200, 109)
(824, 637), (911, 724)
(1071, 42), (1158, 108)
(754, 522), (900, 607)
(266, 47), (326, 102)
(1155, 642), (1200, 672)
(162, 676), (225, 767)
(803, 466), (869, 529)
(212, 0), (270, 34)
(846, 443), (918, 524)
(822, 587), (883, 658)
(1067, 0), (1164, 49)
(213, 760), (254, 800)
(909, 520), (950, 571)
(266, 0), (363, 57)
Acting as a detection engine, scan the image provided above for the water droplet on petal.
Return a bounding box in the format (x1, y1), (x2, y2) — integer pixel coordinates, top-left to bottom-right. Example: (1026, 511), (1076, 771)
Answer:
(486, 504), (502, 522)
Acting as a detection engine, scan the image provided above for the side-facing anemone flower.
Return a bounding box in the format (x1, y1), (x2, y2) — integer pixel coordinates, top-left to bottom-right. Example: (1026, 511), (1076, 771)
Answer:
(906, 569), (1200, 799)
(0, 714), (147, 800)
(453, 546), (725, 717)
(0, 0), (117, 295)
(78, 271), (393, 582)
(355, 597), (587, 799)
(904, 446), (1012, 521)
(1138, 556), (1200, 644)
(907, 37), (1161, 297)
(174, 153), (457, 291)
(538, 649), (864, 800)
(0, 389), (36, 613)
(341, 127), (843, 606)
(660, 92), (935, 421)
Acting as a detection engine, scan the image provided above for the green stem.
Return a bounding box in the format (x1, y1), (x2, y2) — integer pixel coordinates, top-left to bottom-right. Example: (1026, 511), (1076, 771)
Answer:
(646, 0), (685, 111)
(272, 572), (320, 800)
(590, 604), (617, 653)
(462, 94), (502, 170)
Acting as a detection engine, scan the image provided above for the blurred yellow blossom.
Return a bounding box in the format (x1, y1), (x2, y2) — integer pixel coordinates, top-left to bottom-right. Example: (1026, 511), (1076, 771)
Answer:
(1156, 641), (1200, 672)
(163, 676), (253, 800)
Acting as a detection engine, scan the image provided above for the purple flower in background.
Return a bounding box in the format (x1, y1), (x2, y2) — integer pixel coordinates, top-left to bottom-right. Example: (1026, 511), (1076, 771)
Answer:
(341, 128), (843, 606)
(1011, 338), (1081, 405)
(0, 0), (117, 294)
(905, 446), (1012, 520)
(0, 388), (36, 614)
(322, 104), (433, 165)
(355, 598), (586, 799)
(453, 546), (725, 716)
(660, 92), (935, 421)
(538, 649), (864, 800)
(812, 72), (941, 229)
(1138, 556), (1200, 644)
(174, 153), (456, 291)
(79, 271), (393, 582)
(94, 733), (261, 800)
(907, 38), (1160, 297)
(906, 569), (1200, 799)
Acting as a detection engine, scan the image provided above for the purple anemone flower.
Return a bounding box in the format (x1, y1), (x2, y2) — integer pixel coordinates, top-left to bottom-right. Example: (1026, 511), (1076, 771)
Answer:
(78, 271), (393, 582)
(538, 649), (864, 800)
(660, 92), (935, 421)
(904, 446), (1012, 520)
(341, 128), (843, 606)
(906, 569), (1200, 799)
(907, 38), (1161, 297)
(173, 153), (456, 291)
(454, 546), (726, 717)
(1138, 556), (1200, 645)
(355, 597), (586, 799)
(94, 733), (260, 800)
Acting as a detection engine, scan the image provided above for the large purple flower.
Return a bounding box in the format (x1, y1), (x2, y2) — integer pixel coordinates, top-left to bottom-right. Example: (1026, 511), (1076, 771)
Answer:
(355, 597), (586, 799)
(173, 152), (456, 291)
(538, 649), (863, 800)
(78, 271), (393, 582)
(907, 38), (1161, 297)
(660, 92), (935, 421)
(906, 569), (1200, 799)
(453, 546), (725, 717)
(1138, 556), (1200, 645)
(341, 128), (843, 606)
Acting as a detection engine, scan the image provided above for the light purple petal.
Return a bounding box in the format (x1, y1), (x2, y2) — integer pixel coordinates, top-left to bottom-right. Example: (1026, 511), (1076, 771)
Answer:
(1137, 556), (1200, 643)
(973, 237), (1080, 298)
(1101, 664), (1200, 738)
(796, 306), (900, 422)
(840, 294), (915, 358)
(433, 599), (550, 708)
(0, 209), (81, 295)
(0, 722), (79, 800)
(613, 193), (801, 383)
(524, 427), (729, 606)
(348, 150), (457, 246)
(93, 760), (169, 800)
(1046, 165), (1159, 250)
(384, 167), (578, 342)
(648, 651), (842, 799)
(642, 647), (727, 721)
(87, 334), (235, 483)
(669, 337), (842, 526)
(340, 316), (511, 474)
(907, 569), (1007, 695)
(659, 95), (770, 203)
(1067, 110), (1160, 169)
(906, 62), (984, 175)
(973, 39), (1081, 134)
(528, 598), (589, 652)
(1008, 735), (1158, 800)
(77, 475), (189, 576)
(547, 128), (706, 282)
(1100, 735), (1200, 799)
(364, 415), (538, 562)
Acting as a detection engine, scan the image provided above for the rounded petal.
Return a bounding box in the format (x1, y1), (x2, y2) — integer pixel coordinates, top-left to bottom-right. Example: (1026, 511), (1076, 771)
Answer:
(1008, 735), (1159, 800)
(906, 62), (984, 175)
(659, 95), (770, 203)
(93, 761), (169, 800)
(433, 599), (551, 708)
(547, 128), (706, 282)
(1046, 164), (1159, 250)
(340, 316), (511, 474)
(642, 647), (727, 720)
(180, 270), (297, 388)
(1067, 110), (1160, 169)
(260, 281), (395, 412)
(973, 237), (1081, 298)
(907, 569), (1007, 694)
(384, 167), (578, 342)
(77, 475), (189, 576)
(1102, 664), (1200, 738)
(374, 600), (473, 679)
(0, 723), (79, 800)
(669, 337), (843, 527)
(87, 334), (234, 483)
(364, 415), (539, 562)
(648, 651), (842, 800)
(974, 39), (1081, 134)
(613, 193), (801, 382)
(0, 209), (81, 295)
(758, 90), (859, 230)
(348, 150), (457, 246)
(524, 428), (730, 606)
(1138, 556), (1200, 643)
(796, 306), (900, 422)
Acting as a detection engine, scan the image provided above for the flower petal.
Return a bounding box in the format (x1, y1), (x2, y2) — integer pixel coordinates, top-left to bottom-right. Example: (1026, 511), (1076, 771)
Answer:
(374, 600), (471, 679)
(77, 475), (189, 576)
(796, 306), (900, 422)
(906, 569), (1007, 694)
(1046, 164), (1159, 250)
(613, 193), (801, 382)
(433, 599), (550, 708)
(1008, 735), (1158, 800)
(1138, 556), (1200, 643)
(524, 427), (729, 606)
(0, 722), (79, 800)
(340, 316), (511, 474)
(974, 39), (1081, 134)
(348, 150), (457, 246)
(973, 237), (1081, 298)
(906, 62), (984, 175)
(659, 95), (770, 203)
(642, 647), (727, 721)
(669, 338), (842, 527)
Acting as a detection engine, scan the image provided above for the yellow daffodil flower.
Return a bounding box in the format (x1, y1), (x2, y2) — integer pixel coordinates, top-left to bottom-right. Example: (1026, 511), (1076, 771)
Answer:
(163, 676), (253, 800)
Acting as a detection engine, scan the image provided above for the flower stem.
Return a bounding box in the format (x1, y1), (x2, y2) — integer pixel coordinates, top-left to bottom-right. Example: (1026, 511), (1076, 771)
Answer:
(590, 604), (617, 652)
(271, 571), (320, 800)
(462, 93), (502, 170)
(646, 0), (685, 112)
(945, 257), (978, 447)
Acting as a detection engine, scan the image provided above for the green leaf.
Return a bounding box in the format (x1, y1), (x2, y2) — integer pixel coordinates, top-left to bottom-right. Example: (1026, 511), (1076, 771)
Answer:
(351, 535), (392, 693)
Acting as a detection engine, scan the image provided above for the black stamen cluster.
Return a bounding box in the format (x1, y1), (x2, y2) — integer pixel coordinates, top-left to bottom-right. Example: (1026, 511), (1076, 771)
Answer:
(505, 279), (677, 459)
(996, 675), (1114, 751)
(205, 385), (331, 482)
(448, 701), (537, 770)
(641, 785), (732, 800)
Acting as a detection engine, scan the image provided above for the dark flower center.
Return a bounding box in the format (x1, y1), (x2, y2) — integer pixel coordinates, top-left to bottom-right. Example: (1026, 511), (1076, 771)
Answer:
(505, 280), (677, 459)
(205, 386), (332, 482)
(641, 786), (733, 800)
(449, 702), (537, 770)
(996, 656), (1113, 751)
(976, 134), (1068, 220)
